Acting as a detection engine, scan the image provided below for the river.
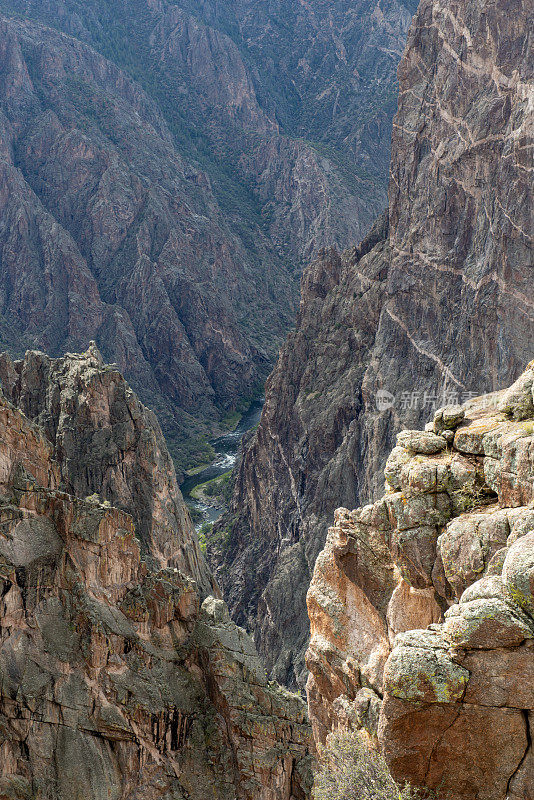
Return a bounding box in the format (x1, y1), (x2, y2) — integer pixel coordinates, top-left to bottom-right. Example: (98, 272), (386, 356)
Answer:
(180, 400), (264, 529)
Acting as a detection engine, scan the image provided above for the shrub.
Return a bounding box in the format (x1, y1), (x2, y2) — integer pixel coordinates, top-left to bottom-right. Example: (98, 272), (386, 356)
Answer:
(313, 731), (419, 800)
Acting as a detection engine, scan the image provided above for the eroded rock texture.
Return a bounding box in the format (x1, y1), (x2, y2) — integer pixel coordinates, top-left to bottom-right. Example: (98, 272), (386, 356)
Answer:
(306, 365), (534, 799)
(209, 0), (534, 687)
(0, 345), (214, 592)
(0, 10), (292, 469)
(0, 370), (313, 799)
(0, 0), (415, 466)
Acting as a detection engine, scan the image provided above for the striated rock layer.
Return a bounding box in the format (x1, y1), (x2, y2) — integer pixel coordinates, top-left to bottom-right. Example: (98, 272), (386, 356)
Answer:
(306, 365), (534, 799)
(0, 363), (313, 799)
(0, 345), (214, 592)
(0, 0), (415, 468)
(208, 0), (534, 687)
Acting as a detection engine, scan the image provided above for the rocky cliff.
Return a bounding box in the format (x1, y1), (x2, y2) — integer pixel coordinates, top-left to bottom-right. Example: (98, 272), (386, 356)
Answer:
(208, 0), (534, 687)
(0, 0), (414, 470)
(0, 357), (313, 799)
(0, 10), (291, 472)
(0, 345), (214, 591)
(306, 364), (534, 799)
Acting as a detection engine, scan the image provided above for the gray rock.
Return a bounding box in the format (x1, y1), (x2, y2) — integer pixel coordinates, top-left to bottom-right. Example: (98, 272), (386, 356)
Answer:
(502, 533), (534, 616)
(396, 430), (448, 455)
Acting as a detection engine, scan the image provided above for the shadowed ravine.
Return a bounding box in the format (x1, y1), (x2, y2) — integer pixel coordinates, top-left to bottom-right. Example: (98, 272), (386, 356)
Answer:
(181, 400), (264, 528)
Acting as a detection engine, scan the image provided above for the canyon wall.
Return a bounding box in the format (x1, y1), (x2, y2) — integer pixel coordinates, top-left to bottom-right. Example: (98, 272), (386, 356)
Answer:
(306, 364), (534, 799)
(209, 0), (534, 688)
(0, 345), (214, 591)
(0, 356), (313, 800)
(0, 0), (414, 470)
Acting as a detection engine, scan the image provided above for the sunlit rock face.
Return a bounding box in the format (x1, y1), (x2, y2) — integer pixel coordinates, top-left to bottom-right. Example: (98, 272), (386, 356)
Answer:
(0, 345), (214, 590)
(0, 357), (313, 800)
(306, 365), (534, 799)
(208, 0), (534, 689)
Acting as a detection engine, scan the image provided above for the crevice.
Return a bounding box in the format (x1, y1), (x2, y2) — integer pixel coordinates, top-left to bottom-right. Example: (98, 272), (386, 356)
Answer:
(423, 706), (462, 784)
(506, 709), (531, 797)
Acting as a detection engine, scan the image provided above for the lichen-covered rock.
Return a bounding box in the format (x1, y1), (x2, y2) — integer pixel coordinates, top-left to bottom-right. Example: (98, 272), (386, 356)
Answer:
(498, 363), (534, 421)
(383, 632), (469, 704)
(438, 509), (511, 599)
(0, 347), (215, 594)
(396, 430), (447, 455)
(379, 695), (528, 800)
(503, 533), (534, 615)
(307, 365), (534, 799)
(434, 406), (466, 432)
(444, 597), (534, 649)
(0, 381), (313, 799)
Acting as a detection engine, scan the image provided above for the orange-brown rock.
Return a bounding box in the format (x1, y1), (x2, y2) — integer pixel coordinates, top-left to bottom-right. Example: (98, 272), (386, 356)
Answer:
(0, 346), (215, 593)
(0, 371), (313, 800)
(306, 365), (534, 798)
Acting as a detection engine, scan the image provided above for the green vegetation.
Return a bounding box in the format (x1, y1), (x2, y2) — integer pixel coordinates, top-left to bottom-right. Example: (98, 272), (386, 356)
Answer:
(220, 411), (242, 431)
(166, 435), (217, 476)
(191, 470), (234, 506)
(198, 522), (213, 554)
(451, 482), (497, 513)
(187, 505), (204, 525)
(313, 732), (421, 800)
(198, 515), (235, 555)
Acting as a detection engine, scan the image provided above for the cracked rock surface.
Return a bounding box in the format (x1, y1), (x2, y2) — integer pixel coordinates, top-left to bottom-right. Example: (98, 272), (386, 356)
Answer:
(0, 356), (313, 800)
(0, 345), (215, 592)
(306, 365), (534, 799)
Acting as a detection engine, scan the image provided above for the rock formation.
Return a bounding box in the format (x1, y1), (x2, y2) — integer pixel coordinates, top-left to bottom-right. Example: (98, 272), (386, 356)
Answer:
(208, 0), (534, 687)
(0, 10), (290, 472)
(0, 345), (214, 592)
(0, 0), (414, 468)
(306, 364), (534, 799)
(0, 358), (313, 799)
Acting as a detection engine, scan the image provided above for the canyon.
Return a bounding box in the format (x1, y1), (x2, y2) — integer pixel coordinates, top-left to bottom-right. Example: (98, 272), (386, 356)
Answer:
(0, 346), (313, 799)
(209, 0), (534, 689)
(0, 0), (531, 795)
(0, 0), (414, 472)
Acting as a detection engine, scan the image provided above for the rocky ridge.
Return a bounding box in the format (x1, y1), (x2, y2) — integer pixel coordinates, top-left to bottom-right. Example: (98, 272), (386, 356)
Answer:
(0, 345), (214, 591)
(0, 356), (313, 799)
(0, 0), (415, 469)
(208, 0), (534, 687)
(306, 364), (534, 799)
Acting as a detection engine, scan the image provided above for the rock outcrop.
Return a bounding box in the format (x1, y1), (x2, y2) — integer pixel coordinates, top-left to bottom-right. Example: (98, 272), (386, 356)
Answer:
(0, 345), (215, 593)
(306, 365), (534, 799)
(0, 363), (313, 799)
(208, 0), (534, 687)
(0, 0), (415, 469)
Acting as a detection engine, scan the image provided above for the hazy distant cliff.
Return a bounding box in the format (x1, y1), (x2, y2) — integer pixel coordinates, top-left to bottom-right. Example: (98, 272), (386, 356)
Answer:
(208, 0), (534, 688)
(0, 0), (414, 470)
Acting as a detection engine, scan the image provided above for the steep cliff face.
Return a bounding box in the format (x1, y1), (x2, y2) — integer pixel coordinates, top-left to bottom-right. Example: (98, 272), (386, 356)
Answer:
(209, 0), (534, 687)
(147, 0), (415, 260)
(0, 368), (313, 799)
(0, 11), (293, 471)
(0, 0), (415, 469)
(0, 345), (215, 594)
(306, 365), (534, 799)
